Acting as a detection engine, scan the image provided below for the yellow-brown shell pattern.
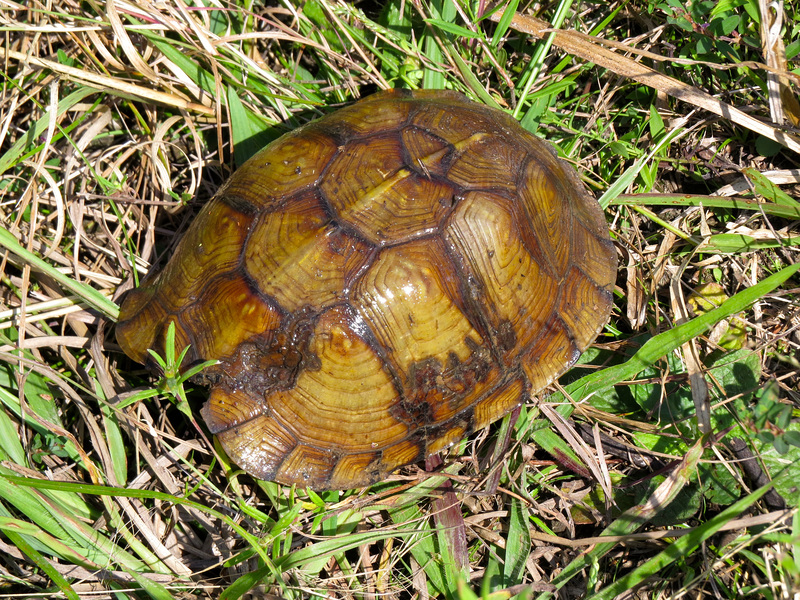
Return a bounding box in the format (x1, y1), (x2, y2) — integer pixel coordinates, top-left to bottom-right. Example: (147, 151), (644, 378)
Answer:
(116, 89), (617, 490)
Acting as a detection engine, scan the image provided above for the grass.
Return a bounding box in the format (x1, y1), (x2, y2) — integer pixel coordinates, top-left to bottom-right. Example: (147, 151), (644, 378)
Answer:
(0, 0), (799, 598)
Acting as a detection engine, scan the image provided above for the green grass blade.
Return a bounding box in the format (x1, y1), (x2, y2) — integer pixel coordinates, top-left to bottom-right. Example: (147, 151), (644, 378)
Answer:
(0, 515), (93, 566)
(221, 562), (274, 599)
(490, 0), (521, 46)
(598, 125), (686, 208)
(124, 568), (177, 600)
(452, 52), (500, 107)
(3, 528), (80, 600)
(504, 497), (532, 585)
(0, 474), (274, 568)
(585, 485), (773, 600)
(389, 502), (447, 596)
(274, 527), (417, 572)
(541, 437), (706, 596)
(227, 84), (270, 165)
(145, 33), (217, 94)
(699, 232), (800, 253)
(0, 469), (79, 544)
(0, 86), (96, 177)
(0, 226), (119, 319)
(516, 0), (576, 121)
(424, 18), (482, 39)
(743, 167), (800, 208)
(95, 382), (128, 486)
(0, 398), (26, 464)
(421, 0), (457, 90)
(553, 261), (800, 413)
(612, 193), (800, 220)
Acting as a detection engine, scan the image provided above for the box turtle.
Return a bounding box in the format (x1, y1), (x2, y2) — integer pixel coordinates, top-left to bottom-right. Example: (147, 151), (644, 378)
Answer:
(117, 89), (616, 490)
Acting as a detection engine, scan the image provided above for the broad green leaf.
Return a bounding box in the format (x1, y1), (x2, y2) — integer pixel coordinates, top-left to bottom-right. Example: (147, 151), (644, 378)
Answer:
(755, 423), (800, 506)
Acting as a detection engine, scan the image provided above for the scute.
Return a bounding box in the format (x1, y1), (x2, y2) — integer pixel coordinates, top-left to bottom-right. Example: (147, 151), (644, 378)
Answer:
(444, 191), (559, 357)
(220, 128), (339, 204)
(117, 89), (617, 490)
(243, 191), (372, 311)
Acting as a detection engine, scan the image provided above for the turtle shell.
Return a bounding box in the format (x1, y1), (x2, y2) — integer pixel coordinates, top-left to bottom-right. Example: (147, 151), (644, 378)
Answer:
(117, 89), (616, 490)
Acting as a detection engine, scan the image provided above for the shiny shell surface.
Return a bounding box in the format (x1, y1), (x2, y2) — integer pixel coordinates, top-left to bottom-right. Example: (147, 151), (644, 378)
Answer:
(116, 89), (617, 490)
